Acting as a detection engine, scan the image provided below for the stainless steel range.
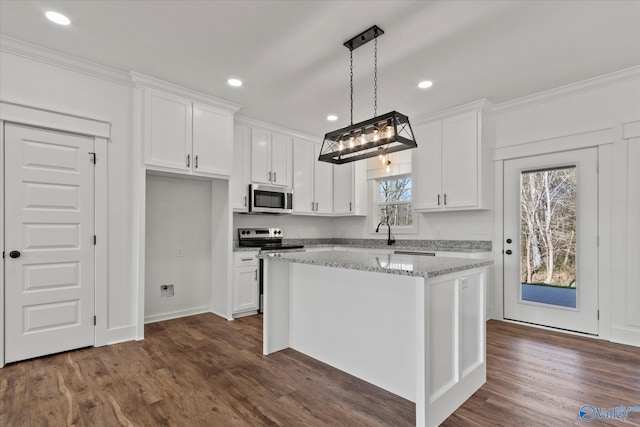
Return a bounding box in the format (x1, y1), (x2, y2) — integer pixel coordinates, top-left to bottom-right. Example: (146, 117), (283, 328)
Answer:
(237, 228), (304, 313)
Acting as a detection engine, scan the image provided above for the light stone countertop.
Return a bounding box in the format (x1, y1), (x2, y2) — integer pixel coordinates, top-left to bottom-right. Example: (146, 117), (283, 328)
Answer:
(259, 249), (493, 278)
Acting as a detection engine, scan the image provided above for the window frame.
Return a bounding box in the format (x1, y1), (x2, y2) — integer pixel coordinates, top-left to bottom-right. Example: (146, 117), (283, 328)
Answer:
(370, 173), (417, 235)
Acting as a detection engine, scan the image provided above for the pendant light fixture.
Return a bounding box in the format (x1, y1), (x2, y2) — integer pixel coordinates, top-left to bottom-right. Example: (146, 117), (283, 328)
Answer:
(318, 25), (417, 165)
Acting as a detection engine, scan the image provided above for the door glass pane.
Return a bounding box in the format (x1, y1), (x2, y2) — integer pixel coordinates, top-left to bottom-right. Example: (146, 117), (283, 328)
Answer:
(520, 166), (577, 308)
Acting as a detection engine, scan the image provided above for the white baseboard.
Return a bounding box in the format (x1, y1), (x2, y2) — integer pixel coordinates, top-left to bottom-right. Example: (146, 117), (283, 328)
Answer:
(610, 326), (640, 348)
(144, 306), (210, 324)
(106, 325), (137, 345)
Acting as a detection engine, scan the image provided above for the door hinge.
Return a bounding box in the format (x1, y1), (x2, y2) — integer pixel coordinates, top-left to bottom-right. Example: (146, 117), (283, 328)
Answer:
(89, 152), (96, 164)
(94, 235), (97, 245)
(94, 316), (97, 325)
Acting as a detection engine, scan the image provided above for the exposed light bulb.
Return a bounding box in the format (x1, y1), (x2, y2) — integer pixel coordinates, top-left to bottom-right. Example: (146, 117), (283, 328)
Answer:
(379, 154), (386, 165)
(360, 134), (367, 145)
(338, 141), (344, 151)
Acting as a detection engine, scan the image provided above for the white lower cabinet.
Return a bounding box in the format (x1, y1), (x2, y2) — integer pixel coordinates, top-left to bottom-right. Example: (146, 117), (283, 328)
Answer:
(233, 252), (259, 315)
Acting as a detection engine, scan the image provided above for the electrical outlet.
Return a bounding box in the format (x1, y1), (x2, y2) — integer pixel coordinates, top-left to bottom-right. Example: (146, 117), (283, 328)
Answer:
(161, 284), (175, 297)
(176, 247), (183, 257)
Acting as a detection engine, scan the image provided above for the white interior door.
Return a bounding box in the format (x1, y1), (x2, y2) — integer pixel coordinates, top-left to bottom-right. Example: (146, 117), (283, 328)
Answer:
(503, 148), (598, 334)
(4, 123), (95, 363)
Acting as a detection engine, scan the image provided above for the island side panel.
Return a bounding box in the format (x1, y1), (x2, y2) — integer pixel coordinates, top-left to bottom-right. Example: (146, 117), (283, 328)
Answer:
(421, 267), (487, 427)
(263, 259), (292, 355)
(289, 263), (421, 402)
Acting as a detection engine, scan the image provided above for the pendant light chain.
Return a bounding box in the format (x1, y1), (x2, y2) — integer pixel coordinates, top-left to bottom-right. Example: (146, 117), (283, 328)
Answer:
(374, 32), (378, 117)
(350, 48), (354, 126)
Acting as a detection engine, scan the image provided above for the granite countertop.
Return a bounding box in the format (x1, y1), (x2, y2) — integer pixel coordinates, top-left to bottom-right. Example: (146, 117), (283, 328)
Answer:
(234, 238), (492, 253)
(259, 250), (493, 278)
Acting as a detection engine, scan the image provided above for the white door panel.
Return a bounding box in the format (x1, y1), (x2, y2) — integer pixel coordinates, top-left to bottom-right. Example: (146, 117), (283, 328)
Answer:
(503, 148), (598, 334)
(4, 124), (95, 363)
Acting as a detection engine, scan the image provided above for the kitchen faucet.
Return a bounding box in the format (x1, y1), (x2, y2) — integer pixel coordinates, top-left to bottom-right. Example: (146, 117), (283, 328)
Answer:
(375, 216), (395, 246)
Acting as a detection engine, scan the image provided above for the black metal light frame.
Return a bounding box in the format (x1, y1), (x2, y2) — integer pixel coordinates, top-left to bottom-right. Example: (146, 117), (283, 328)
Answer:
(319, 25), (417, 165)
(318, 111), (416, 164)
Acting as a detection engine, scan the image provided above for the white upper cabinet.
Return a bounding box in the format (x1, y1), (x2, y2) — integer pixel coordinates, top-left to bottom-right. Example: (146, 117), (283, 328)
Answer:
(293, 140), (314, 214)
(292, 140), (332, 215)
(140, 83), (238, 178)
(144, 88), (192, 172)
(413, 108), (489, 211)
(333, 161), (368, 216)
(251, 128), (292, 187)
(314, 144), (333, 215)
(442, 112), (479, 208)
(231, 124), (251, 212)
(192, 102), (233, 176)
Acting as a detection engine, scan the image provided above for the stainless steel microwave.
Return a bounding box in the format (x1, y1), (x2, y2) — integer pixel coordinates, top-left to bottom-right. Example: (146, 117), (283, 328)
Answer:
(248, 184), (293, 214)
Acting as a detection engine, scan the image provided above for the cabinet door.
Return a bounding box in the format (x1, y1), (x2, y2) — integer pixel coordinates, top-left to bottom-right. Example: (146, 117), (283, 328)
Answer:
(233, 266), (259, 313)
(192, 103), (232, 176)
(333, 163), (353, 215)
(231, 125), (251, 211)
(442, 111), (478, 208)
(144, 88), (192, 171)
(314, 145), (333, 214)
(413, 121), (443, 210)
(271, 133), (292, 186)
(251, 128), (272, 184)
(293, 140), (314, 214)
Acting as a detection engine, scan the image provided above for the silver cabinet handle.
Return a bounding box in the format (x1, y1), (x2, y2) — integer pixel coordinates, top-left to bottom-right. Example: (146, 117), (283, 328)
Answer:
(254, 270), (258, 281)
(311, 201), (314, 211)
(244, 196), (247, 207)
(349, 202), (352, 211)
(444, 193), (447, 206)
(315, 202), (319, 211)
(195, 155), (199, 169)
(187, 154), (190, 168)
(437, 194), (440, 206)
(268, 171), (272, 182)
(273, 171), (277, 182)
(241, 258), (253, 262)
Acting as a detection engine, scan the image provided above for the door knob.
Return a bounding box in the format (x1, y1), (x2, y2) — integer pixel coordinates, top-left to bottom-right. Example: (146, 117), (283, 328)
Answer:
(506, 238), (512, 244)
(505, 249), (513, 255)
(9, 251), (21, 258)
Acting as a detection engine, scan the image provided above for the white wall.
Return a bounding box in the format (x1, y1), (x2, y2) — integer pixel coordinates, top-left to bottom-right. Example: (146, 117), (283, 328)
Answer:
(234, 213), (335, 239)
(492, 69), (640, 345)
(144, 174), (212, 322)
(0, 49), (136, 341)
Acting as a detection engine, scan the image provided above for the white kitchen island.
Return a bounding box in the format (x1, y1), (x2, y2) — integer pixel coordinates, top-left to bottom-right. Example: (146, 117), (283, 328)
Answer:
(261, 250), (494, 427)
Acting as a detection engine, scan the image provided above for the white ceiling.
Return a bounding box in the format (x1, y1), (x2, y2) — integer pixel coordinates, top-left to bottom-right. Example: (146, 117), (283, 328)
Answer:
(1, 1), (639, 138)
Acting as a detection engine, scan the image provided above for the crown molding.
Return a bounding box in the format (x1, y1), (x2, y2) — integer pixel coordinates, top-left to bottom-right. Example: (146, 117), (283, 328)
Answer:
(235, 114), (319, 143)
(0, 35), (133, 87)
(411, 99), (492, 126)
(492, 66), (640, 115)
(130, 72), (241, 113)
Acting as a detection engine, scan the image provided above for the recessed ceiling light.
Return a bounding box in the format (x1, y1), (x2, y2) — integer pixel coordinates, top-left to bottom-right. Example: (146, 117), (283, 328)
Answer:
(227, 78), (242, 87)
(418, 80), (433, 89)
(326, 115), (338, 121)
(45, 11), (71, 26)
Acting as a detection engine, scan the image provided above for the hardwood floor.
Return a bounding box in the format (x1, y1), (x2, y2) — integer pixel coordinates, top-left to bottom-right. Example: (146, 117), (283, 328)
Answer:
(1, 314), (638, 426)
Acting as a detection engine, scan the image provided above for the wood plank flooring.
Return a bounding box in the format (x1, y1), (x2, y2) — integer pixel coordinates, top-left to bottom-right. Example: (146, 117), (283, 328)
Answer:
(1, 314), (638, 426)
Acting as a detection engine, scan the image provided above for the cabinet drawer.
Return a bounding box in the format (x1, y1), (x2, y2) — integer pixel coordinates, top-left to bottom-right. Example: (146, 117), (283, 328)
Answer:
(235, 251), (258, 267)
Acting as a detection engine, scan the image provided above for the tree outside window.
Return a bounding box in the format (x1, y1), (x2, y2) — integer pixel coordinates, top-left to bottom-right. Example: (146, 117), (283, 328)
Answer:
(376, 176), (413, 227)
